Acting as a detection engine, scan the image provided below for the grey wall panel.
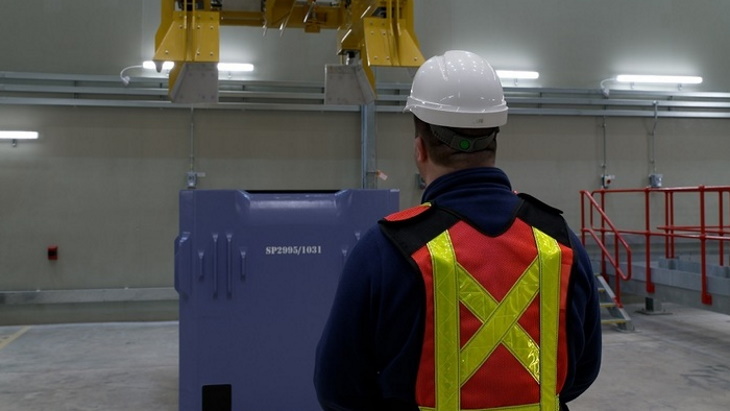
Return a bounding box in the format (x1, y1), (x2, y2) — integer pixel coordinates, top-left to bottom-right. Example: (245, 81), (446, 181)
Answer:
(1, 104), (729, 295)
(0, 106), (361, 292)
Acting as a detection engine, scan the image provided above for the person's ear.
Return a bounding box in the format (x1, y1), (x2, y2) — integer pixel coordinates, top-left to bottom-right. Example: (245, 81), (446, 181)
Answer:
(414, 136), (428, 163)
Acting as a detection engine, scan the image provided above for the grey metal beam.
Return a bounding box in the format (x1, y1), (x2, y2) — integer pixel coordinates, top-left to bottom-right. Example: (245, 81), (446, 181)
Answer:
(3, 71), (730, 119)
(0, 97), (360, 112)
(361, 102), (377, 189)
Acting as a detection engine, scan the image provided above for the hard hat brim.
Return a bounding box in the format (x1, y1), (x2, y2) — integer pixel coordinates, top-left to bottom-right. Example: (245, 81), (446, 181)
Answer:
(406, 102), (508, 129)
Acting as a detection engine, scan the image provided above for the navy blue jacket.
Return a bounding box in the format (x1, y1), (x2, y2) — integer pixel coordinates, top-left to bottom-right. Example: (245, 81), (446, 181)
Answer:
(314, 167), (602, 410)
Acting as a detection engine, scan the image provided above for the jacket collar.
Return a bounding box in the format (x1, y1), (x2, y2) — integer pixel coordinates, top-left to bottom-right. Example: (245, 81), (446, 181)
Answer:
(422, 167), (512, 204)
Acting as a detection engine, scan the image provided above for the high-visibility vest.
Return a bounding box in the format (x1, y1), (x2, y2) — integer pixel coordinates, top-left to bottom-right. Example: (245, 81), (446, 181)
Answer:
(380, 195), (574, 411)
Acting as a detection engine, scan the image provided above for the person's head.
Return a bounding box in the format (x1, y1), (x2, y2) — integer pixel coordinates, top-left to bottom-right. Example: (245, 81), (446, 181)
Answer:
(404, 50), (508, 185)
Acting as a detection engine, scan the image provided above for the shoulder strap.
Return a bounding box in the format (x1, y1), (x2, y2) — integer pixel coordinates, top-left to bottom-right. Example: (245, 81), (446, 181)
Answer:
(380, 194), (573, 258)
(379, 205), (461, 259)
(515, 193), (571, 247)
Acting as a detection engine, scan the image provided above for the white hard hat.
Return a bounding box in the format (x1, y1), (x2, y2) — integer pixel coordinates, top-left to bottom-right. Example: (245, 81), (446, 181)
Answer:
(404, 50), (508, 128)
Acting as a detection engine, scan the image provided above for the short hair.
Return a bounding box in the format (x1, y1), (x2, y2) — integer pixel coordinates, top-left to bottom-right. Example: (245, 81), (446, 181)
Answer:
(413, 115), (498, 168)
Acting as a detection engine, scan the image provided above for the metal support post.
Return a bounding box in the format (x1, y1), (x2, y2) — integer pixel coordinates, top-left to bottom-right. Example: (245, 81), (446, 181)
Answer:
(361, 101), (377, 189)
(700, 186), (713, 305)
(637, 297), (671, 316)
(645, 188), (655, 293)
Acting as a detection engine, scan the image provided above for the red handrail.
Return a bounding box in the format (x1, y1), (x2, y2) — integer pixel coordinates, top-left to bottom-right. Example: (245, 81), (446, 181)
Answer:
(580, 191), (633, 306)
(580, 185), (730, 306)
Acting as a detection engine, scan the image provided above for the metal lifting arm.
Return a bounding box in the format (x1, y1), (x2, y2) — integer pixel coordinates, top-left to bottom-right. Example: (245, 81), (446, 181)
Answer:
(153, 0), (424, 103)
(154, 1), (221, 103)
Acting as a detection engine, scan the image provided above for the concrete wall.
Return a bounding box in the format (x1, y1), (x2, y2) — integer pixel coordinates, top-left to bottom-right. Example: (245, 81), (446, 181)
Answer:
(0, 106), (363, 293)
(3, 104), (729, 295)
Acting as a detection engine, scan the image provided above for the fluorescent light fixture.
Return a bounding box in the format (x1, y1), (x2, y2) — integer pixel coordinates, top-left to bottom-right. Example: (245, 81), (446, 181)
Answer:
(217, 62), (254, 72)
(496, 70), (539, 80)
(0, 131), (39, 140)
(141, 61), (254, 72)
(616, 74), (703, 84)
(143, 61), (175, 70)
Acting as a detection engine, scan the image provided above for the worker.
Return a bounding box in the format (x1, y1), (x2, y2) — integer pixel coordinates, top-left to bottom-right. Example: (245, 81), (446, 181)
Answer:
(314, 50), (602, 411)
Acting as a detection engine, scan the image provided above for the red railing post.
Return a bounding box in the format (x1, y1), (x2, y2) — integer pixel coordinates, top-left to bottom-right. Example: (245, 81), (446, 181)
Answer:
(581, 192), (587, 246)
(719, 190), (725, 267)
(609, 189), (619, 299)
(664, 190), (670, 258)
(600, 190), (607, 282)
(583, 190), (633, 307)
(669, 191), (676, 259)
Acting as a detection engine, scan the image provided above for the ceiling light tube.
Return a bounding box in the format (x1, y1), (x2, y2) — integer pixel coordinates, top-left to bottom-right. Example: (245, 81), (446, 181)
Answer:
(143, 61), (174, 70)
(141, 61), (254, 72)
(0, 131), (39, 140)
(496, 70), (540, 80)
(217, 63), (254, 72)
(616, 74), (703, 84)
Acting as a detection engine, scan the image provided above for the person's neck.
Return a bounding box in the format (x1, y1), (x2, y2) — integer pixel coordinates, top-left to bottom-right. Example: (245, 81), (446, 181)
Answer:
(422, 164), (454, 187)
(424, 162), (495, 187)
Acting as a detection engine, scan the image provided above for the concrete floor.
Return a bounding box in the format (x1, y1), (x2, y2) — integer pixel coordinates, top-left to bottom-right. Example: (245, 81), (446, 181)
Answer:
(571, 302), (730, 410)
(0, 322), (178, 411)
(1, 303), (729, 411)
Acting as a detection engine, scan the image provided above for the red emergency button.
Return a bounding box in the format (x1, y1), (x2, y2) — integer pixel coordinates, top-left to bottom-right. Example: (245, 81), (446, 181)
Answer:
(47, 245), (58, 260)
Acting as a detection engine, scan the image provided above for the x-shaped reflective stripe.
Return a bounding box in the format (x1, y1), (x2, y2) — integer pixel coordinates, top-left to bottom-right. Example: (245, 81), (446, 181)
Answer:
(459, 256), (540, 383)
(458, 263), (540, 383)
(426, 227), (562, 411)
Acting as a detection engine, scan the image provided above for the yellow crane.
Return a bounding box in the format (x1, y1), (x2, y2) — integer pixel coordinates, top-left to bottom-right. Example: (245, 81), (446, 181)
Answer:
(153, 0), (424, 103)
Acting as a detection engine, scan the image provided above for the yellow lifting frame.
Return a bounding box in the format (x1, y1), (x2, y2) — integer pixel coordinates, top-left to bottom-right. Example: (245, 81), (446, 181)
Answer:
(154, 1), (220, 96)
(357, 0), (424, 89)
(153, 0), (424, 101)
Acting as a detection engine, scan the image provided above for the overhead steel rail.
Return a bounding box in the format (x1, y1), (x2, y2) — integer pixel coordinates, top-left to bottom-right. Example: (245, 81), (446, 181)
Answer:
(3, 71), (730, 118)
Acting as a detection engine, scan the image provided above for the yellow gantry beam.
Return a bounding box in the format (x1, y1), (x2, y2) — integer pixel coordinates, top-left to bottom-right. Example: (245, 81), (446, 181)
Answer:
(154, 1), (220, 99)
(154, 2), (220, 64)
(262, 0), (343, 33)
(153, 0), (424, 102)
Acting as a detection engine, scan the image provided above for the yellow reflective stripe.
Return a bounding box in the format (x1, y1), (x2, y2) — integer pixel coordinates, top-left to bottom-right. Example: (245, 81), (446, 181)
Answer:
(459, 257), (540, 384)
(534, 227), (562, 411)
(427, 230), (461, 411)
(458, 264), (497, 319)
(502, 325), (541, 383)
(420, 403), (540, 411)
(458, 265), (540, 383)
